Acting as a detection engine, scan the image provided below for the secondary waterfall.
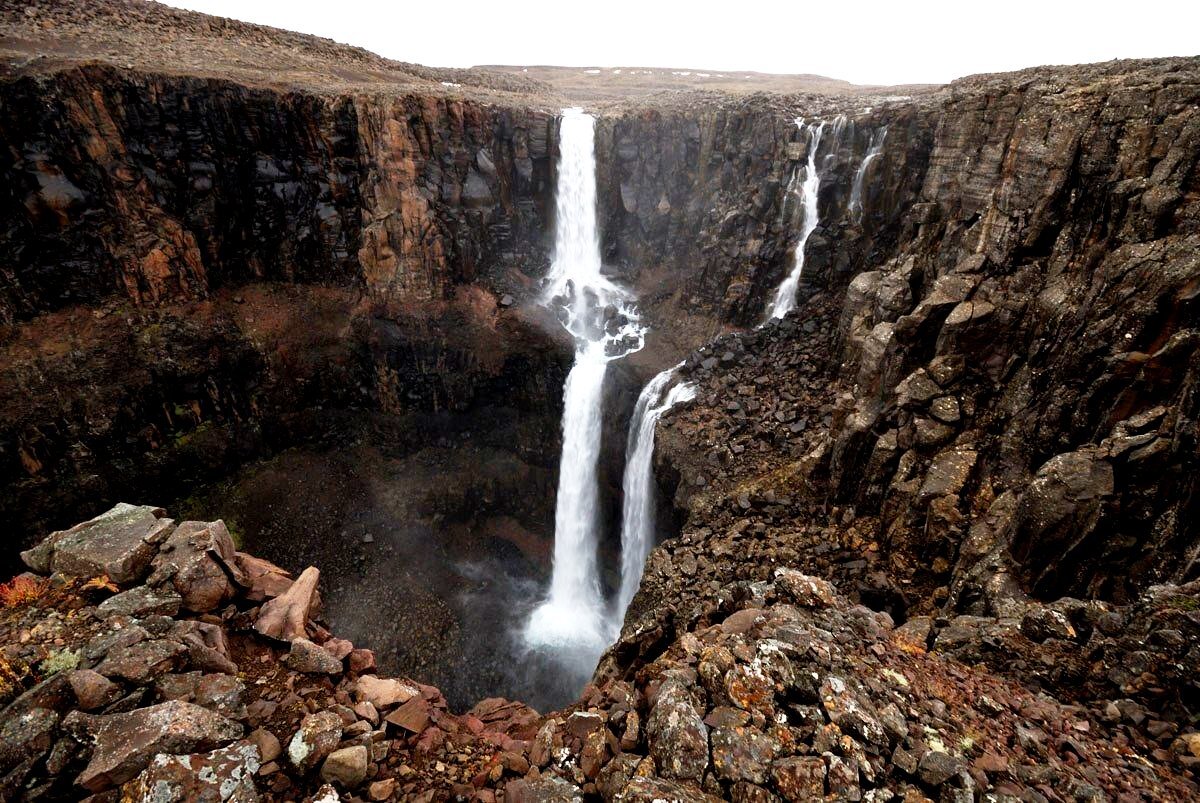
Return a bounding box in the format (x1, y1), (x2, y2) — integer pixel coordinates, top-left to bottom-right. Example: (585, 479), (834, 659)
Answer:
(766, 118), (830, 320)
(524, 108), (645, 672)
(763, 115), (849, 319)
(850, 126), (888, 221)
(614, 365), (695, 625)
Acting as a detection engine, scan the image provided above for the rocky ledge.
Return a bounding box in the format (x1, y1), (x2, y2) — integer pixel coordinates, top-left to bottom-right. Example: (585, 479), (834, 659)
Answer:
(3, 503), (1198, 802)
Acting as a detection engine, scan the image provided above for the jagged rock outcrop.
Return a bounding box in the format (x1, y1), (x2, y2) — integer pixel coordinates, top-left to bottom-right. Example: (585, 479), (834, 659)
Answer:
(5, 505), (1196, 801)
(648, 56), (1200, 639)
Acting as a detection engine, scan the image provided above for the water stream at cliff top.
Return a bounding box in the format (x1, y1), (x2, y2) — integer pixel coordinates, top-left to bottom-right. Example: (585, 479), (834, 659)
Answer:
(614, 365), (695, 626)
(523, 108), (645, 677)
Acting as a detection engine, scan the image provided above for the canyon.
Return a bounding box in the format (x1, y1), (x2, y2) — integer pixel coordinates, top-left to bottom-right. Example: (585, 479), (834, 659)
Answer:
(0, 1), (1198, 802)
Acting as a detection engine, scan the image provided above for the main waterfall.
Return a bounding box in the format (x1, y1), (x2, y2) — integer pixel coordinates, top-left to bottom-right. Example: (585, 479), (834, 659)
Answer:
(614, 365), (695, 625)
(524, 109), (644, 674)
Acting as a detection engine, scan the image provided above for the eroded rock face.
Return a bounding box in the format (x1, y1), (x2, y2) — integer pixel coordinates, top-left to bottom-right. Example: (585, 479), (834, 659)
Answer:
(650, 56), (1200, 627)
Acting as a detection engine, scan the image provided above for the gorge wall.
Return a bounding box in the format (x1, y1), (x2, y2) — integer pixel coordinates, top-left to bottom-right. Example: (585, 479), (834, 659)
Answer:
(4, 48), (1196, 649)
(0, 63), (568, 561)
(612, 56), (1200, 687)
(2, 4), (1200, 801)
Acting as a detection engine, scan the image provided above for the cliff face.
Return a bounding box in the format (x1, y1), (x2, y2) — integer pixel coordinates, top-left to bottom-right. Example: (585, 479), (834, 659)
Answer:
(594, 101), (935, 328)
(0, 65), (556, 321)
(0, 63), (571, 559)
(631, 58), (1199, 679)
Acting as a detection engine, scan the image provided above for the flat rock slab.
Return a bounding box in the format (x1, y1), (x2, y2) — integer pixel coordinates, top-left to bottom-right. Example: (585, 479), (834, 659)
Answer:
(121, 740), (260, 802)
(21, 503), (173, 586)
(69, 699), (242, 791)
(96, 584), (182, 619)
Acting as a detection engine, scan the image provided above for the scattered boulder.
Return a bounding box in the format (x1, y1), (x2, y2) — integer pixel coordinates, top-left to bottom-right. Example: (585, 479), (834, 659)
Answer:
(21, 503), (173, 585)
(71, 700), (242, 791)
(354, 675), (418, 709)
(149, 520), (245, 612)
(287, 711), (342, 774)
(319, 745), (368, 788)
(254, 566), (320, 642)
(774, 569), (836, 607)
(97, 584), (183, 619)
(285, 638), (344, 675)
(68, 670), (121, 711)
(647, 678), (709, 782)
(121, 740), (260, 802)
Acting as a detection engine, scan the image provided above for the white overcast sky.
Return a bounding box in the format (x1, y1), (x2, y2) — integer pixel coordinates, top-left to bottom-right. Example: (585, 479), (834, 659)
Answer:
(162, 0), (1198, 86)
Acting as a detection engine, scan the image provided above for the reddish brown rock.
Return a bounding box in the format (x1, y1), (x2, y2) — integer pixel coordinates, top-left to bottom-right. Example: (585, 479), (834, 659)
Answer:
(71, 700), (243, 791)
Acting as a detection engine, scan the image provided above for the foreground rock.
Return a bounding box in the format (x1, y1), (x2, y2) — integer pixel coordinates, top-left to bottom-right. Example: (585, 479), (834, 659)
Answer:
(3, 504), (1200, 800)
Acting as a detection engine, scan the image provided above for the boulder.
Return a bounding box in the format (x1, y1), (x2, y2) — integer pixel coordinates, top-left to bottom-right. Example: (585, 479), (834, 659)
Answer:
(772, 756), (826, 801)
(505, 774), (585, 802)
(711, 724), (780, 784)
(234, 553), (293, 601)
(647, 678), (709, 782)
(71, 700), (242, 791)
(67, 670), (121, 711)
(95, 639), (187, 684)
(614, 776), (721, 802)
(149, 520), (245, 612)
(96, 584), (182, 619)
(320, 745), (368, 788)
(287, 711), (342, 774)
(120, 740), (260, 801)
(254, 566), (320, 642)
(0, 707), (58, 774)
(247, 728), (281, 763)
(384, 697), (431, 733)
(285, 638), (343, 675)
(774, 569), (836, 608)
(354, 675), (418, 709)
(21, 503), (173, 585)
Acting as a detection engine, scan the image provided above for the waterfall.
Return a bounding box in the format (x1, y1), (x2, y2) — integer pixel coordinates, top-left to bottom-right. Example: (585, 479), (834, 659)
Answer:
(524, 108), (645, 672)
(613, 365), (695, 625)
(849, 126), (888, 221)
(766, 118), (829, 320)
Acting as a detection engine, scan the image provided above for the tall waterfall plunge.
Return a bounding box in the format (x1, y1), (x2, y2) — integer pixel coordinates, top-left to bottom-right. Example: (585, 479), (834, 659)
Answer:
(615, 366), (695, 623)
(523, 109), (645, 674)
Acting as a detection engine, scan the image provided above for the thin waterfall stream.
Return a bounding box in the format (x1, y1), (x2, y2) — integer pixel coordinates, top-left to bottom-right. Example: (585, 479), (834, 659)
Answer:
(614, 365), (695, 627)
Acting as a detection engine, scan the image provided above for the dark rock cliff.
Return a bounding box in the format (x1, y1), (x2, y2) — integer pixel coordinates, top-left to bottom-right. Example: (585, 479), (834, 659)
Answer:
(633, 57), (1200, 676)
(0, 63), (568, 558)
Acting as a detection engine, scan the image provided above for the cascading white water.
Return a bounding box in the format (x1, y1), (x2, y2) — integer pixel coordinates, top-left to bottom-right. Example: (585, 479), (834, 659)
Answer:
(613, 365), (695, 625)
(524, 108), (645, 670)
(849, 126), (888, 221)
(766, 118), (829, 320)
